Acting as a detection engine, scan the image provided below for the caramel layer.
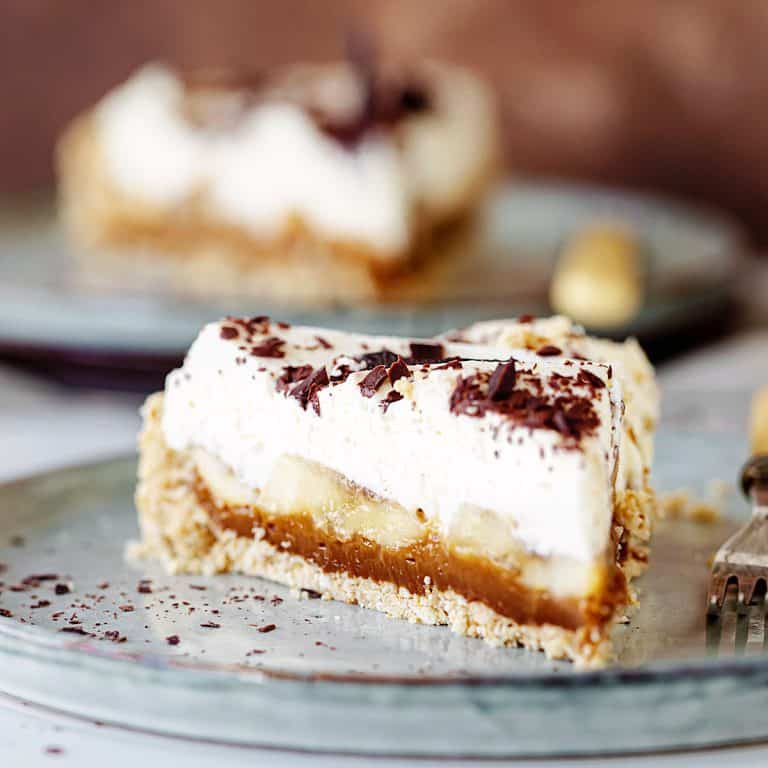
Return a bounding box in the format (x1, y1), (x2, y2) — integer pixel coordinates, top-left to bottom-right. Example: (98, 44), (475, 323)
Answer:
(195, 478), (626, 632)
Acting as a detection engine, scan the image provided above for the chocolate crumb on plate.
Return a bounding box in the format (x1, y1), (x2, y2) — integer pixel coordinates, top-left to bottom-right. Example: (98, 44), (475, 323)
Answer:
(166, 634), (181, 645)
(537, 345), (562, 357)
(200, 621), (221, 629)
(256, 623), (277, 633)
(59, 627), (91, 635)
(54, 583), (70, 595)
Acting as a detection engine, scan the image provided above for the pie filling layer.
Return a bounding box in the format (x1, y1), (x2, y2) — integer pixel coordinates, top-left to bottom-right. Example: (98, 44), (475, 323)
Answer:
(194, 449), (626, 632)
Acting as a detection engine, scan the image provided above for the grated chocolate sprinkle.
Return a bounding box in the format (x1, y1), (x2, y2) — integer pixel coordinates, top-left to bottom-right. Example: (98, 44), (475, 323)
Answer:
(536, 345), (562, 357)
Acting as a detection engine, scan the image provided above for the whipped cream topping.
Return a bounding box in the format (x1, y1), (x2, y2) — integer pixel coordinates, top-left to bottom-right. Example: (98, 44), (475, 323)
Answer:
(96, 63), (496, 258)
(441, 315), (658, 493)
(161, 318), (623, 563)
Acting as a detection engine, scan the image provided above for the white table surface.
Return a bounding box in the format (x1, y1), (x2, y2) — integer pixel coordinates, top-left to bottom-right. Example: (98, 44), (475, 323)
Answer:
(2, 330), (768, 767)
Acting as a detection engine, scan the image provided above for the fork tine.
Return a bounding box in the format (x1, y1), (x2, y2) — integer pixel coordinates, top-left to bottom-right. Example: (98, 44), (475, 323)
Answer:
(742, 576), (764, 606)
(707, 572), (730, 615)
(719, 583), (740, 654)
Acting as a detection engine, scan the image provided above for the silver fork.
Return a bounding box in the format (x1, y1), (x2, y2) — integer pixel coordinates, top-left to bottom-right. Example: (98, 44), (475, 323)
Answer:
(707, 455), (768, 626)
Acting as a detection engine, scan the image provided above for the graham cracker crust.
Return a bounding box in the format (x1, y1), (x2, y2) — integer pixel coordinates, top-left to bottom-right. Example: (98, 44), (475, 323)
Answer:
(131, 393), (658, 667)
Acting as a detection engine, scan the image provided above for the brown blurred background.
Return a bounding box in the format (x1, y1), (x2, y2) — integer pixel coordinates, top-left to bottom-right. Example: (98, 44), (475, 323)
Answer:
(3, 0), (768, 245)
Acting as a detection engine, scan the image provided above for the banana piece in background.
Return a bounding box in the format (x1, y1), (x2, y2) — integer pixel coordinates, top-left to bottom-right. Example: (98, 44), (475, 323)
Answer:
(751, 386), (768, 455)
(549, 221), (645, 329)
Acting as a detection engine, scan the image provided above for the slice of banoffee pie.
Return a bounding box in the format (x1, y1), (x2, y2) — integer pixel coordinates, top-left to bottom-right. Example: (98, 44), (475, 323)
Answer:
(133, 315), (658, 666)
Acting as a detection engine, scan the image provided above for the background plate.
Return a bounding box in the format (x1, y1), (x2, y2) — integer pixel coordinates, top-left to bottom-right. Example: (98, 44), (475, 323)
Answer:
(0, 181), (745, 389)
(0, 429), (764, 757)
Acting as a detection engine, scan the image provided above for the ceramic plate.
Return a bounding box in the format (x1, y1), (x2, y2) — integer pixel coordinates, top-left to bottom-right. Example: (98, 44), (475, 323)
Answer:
(0, 181), (743, 361)
(0, 429), (765, 757)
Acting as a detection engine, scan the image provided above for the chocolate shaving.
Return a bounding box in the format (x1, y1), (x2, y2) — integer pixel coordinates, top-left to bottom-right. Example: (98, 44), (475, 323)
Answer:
(166, 634), (181, 646)
(434, 357), (463, 370)
(317, 29), (430, 147)
(54, 583), (70, 595)
(219, 325), (239, 340)
(288, 367), (330, 415)
(200, 621), (221, 629)
(356, 349), (399, 370)
(359, 365), (388, 397)
(315, 335), (332, 349)
(536, 345), (562, 357)
(380, 390), (404, 413)
(449, 367), (600, 441)
(408, 342), (445, 363)
(487, 360), (516, 401)
(577, 369), (606, 390)
(256, 623), (277, 633)
(387, 356), (411, 385)
(329, 363), (352, 384)
(276, 364), (313, 393)
(0, 609), (12, 618)
(250, 337), (285, 358)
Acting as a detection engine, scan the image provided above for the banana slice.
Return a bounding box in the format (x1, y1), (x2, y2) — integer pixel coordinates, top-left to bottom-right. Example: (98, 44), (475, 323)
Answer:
(549, 221), (644, 328)
(750, 386), (768, 455)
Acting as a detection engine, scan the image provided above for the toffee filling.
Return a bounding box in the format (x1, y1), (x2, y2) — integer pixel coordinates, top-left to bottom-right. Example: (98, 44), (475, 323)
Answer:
(194, 477), (626, 633)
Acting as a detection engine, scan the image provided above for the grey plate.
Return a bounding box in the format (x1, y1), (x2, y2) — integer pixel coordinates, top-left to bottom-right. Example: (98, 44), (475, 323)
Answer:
(0, 429), (763, 758)
(0, 181), (744, 356)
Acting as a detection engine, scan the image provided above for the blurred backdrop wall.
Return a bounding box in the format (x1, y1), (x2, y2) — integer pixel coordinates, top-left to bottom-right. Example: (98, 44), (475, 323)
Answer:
(3, 0), (768, 244)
